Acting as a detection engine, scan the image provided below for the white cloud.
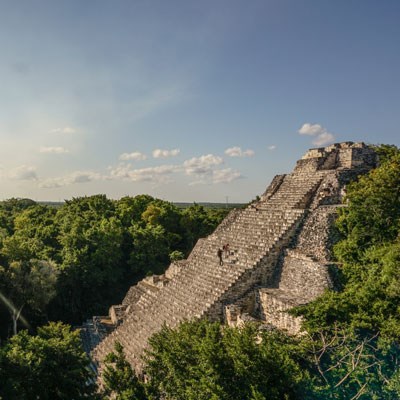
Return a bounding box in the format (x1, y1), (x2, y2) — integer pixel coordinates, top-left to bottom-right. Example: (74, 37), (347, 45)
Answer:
(109, 163), (180, 183)
(312, 132), (335, 146)
(50, 126), (77, 134)
(224, 146), (255, 157)
(8, 165), (38, 181)
(298, 123), (325, 136)
(183, 154), (223, 175)
(212, 168), (242, 183)
(188, 167), (242, 185)
(71, 171), (102, 183)
(152, 148), (180, 158)
(40, 146), (69, 154)
(39, 170), (103, 188)
(298, 123), (335, 146)
(267, 145), (276, 151)
(119, 152), (147, 161)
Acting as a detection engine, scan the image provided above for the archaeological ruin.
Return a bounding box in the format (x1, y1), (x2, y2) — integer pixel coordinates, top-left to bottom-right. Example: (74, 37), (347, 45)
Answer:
(81, 142), (378, 377)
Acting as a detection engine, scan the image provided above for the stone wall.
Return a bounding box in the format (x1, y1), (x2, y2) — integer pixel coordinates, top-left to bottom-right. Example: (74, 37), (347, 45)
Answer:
(257, 289), (305, 334)
(295, 206), (340, 262)
(298, 142), (377, 172)
(277, 250), (332, 302)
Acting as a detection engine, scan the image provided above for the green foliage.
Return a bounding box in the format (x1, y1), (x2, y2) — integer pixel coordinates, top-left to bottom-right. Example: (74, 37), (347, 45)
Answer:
(1, 205), (59, 262)
(297, 148), (400, 339)
(0, 194), (229, 330)
(300, 327), (400, 399)
(0, 198), (36, 234)
(4, 145), (400, 399)
(372, 143), (400, 165)
(129, 223), (169, 277)
(53, 196), (125, 322)
(144, 320), (310, 400)
(181, 204), (228, 250)
(0, 259), (58, 334)
(0, 322), (97, 399)
(103, 341), (146, 400)
(334, 152), (400, 263)
(293, 145), (400, 398)
(297, 242), (400, 338)
(0, 199), (38, 265)
(169, 250), (184, 262)
(115, 195), (155, 227)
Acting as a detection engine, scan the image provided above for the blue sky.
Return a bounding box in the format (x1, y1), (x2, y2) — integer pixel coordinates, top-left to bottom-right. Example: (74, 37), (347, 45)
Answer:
(1, 0), (399, 202)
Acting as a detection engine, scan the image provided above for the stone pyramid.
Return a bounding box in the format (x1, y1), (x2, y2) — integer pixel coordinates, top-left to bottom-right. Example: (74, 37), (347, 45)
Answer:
(82, 142), (377, 376)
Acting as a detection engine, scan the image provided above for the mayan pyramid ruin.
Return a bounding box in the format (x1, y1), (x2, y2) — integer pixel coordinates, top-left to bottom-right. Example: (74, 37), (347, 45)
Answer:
(82, 142), (377, 376)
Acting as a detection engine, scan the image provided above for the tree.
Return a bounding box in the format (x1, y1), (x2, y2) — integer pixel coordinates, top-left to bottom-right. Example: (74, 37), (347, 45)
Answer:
(54, 202), (125, 322)
(1, 205), (59, 263)
(128, 223), (170, 277)
(295, 149), (400, 339)
(300, 326), (400, 399)
(0, 322), (97, 399)
(334, 152), (400, 263)
(115, 195), (155, 228)
(180, 204), (222, 251)
(0, 198), (38, 266)
(102, 341), (146, 400)
(0, 198), (36, 235)
(292, 145), (400, 398)
(141, 200), (185, 253)
(144, 320), (310, 400)
(0, 259), (58, 335)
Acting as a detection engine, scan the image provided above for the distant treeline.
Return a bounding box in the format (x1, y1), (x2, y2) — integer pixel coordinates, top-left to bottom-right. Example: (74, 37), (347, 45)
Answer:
(37, 200), (246, 210)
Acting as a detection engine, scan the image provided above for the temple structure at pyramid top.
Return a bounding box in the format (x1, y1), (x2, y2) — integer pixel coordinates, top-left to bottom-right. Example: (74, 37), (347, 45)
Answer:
(81, 142), (377, 377)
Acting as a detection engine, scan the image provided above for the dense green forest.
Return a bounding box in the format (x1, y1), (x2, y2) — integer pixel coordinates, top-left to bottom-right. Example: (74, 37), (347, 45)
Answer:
(0, 195), (229, 337)
(1, 145), (399, 399)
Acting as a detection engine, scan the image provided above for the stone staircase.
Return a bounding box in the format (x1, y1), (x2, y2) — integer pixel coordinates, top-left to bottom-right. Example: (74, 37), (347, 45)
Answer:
(89, 142), (378, 376)
(92, 174), (320, 373)
(255, 194), (345, 334)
